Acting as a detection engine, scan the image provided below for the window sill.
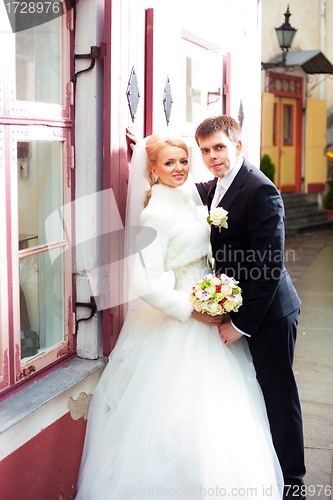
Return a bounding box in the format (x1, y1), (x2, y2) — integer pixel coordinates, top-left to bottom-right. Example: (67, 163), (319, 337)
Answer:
(0, 356), (106, 434)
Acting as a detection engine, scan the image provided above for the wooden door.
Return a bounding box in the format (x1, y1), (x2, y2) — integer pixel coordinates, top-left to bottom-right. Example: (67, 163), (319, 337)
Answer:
(102, 0), (146, 354)
(278, 97), (297, 192)
(271, 97), (279, 185)
(262, 73), (303, 192)
(261, 91), (275, 181)
(101, 1), (232, 353)
(304, 98), (327, 193)
(262, 94), (299, 192)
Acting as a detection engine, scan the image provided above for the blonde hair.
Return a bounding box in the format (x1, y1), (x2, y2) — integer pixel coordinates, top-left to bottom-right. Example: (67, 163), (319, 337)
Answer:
(144, 135), (189, 207)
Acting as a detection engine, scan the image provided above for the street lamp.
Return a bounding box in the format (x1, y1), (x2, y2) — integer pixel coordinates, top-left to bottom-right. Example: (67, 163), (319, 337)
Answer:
(261, 5), (297, 70)
(275, 5), (297, 64)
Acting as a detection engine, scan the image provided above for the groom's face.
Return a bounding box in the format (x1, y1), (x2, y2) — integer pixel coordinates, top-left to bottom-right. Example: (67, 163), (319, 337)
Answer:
(198, 131), (242, 179)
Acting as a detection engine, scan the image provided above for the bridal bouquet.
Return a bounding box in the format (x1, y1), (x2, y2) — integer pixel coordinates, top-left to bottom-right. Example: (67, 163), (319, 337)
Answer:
(190, 273), (242, 316)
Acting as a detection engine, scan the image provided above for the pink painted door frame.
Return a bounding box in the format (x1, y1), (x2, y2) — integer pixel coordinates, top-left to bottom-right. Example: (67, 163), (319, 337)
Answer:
(102, 0), (148, 355)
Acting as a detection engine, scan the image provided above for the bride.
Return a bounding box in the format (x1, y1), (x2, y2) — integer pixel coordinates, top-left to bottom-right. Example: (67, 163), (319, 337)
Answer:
(75, 135), (284, 499)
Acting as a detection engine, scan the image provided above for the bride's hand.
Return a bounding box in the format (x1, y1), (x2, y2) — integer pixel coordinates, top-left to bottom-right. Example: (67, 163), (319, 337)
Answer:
(126, 126), (139, 151)
(191, 310), (224, 326)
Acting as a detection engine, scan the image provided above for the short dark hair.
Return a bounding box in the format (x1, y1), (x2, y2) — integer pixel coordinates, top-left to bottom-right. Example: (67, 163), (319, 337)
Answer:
(195, 115), (242, 145)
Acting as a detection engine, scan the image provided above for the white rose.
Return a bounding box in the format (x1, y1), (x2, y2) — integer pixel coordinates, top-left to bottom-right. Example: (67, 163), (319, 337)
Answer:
(224, 299), (236, 312)
(194, 301), (203, 312)
(201, 300), (210, 312)
(210, 207), (228, 222)
(209, 303), (223, 315)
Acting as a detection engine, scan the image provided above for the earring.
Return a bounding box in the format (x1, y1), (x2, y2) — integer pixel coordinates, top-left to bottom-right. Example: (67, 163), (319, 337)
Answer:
(155, 176), (158, 184)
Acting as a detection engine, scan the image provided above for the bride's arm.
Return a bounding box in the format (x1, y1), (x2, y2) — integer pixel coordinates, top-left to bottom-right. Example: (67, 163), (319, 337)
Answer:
(131, 212), (194, 323)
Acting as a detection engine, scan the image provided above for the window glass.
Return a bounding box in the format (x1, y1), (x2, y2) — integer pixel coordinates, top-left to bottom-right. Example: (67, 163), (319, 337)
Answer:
(283, 106), (292, 145)
(17, 141), (63, 249)
(19, 249), (64, 360)
(15, 17), (62, 104)
(273, 103), (277, 145)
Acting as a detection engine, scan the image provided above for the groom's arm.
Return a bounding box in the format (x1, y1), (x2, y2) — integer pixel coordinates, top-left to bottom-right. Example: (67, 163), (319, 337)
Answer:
(228, 183), (285, 337)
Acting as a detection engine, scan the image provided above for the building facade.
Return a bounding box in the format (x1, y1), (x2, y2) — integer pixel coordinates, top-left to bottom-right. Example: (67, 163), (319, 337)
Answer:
(261, 0), (333, 194)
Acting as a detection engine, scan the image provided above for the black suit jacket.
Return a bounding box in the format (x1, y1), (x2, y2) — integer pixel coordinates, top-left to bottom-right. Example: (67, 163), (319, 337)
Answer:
(196, 159), (301, 336)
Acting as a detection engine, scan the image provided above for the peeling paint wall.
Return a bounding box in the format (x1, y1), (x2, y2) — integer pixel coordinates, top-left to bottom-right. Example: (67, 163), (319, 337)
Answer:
(68, 392), (92, 421)
(0, 412), (86, 500)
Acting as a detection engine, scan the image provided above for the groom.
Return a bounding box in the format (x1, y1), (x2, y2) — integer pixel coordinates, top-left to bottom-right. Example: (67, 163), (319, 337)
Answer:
(193, 115), (306, 499)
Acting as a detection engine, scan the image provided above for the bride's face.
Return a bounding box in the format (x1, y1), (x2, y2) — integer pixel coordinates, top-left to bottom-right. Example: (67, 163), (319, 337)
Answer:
(152, 145), (190, 188)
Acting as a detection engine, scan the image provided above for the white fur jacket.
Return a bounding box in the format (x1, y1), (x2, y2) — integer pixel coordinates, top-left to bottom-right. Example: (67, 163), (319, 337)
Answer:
(132, 183), (210, 323)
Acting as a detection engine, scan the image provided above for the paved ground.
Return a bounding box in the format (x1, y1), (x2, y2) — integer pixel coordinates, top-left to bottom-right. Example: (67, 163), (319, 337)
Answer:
(285, 229), (333, 283)
(285, 229), (333, 499)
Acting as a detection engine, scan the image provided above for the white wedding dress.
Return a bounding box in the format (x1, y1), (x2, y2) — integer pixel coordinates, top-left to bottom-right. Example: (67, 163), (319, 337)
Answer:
(76, 183), (284, 500)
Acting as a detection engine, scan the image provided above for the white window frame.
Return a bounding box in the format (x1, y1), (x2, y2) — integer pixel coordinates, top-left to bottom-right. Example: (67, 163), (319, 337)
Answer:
(9, 126), (73, 383)
(5, 0), (72, 121)
(0, 0), (74, 392)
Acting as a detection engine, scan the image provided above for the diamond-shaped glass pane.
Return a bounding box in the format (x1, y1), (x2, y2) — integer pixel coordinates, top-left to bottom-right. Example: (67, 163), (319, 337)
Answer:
(163, 77), (173, 125)
(126, 67), (140, 122)
(238, 99), (244, 128)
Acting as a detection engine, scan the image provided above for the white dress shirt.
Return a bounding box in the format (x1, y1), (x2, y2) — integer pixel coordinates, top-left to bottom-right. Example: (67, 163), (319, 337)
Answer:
(211, 155), (244, 209)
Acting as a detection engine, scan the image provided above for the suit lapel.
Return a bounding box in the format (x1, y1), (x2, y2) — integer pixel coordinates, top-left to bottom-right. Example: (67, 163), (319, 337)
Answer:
(210, 162), (250, 246)
(207, 177), (218, 210)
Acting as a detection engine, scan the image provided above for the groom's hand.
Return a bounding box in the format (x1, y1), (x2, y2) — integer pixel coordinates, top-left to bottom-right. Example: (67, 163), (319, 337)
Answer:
(191, 310), (224, 326)
(218, 318), (243, 347)
(126, 126), (139, 151)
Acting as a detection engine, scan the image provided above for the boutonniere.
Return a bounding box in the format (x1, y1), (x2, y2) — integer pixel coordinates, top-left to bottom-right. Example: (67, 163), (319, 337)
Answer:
(207, 207), (228, 232)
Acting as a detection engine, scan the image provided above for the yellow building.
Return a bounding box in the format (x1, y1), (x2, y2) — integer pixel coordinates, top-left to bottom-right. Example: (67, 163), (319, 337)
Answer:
(261, 2), (333, 194)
